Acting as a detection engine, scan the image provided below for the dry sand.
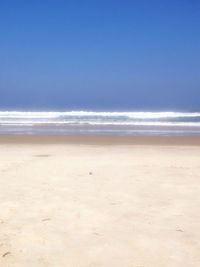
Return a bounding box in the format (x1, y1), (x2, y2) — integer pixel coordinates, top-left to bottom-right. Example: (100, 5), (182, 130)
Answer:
(0, 136), (200, 267)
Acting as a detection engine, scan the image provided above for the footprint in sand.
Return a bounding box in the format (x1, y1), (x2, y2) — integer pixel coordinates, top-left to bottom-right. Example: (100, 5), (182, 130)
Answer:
(35, 155), (51, 158)
(2, 252), (11, 258)
(42, 218), (51, 222)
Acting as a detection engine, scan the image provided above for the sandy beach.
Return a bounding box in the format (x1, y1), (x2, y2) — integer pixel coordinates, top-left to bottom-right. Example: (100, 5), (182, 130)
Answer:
(0, 136), (200, 267)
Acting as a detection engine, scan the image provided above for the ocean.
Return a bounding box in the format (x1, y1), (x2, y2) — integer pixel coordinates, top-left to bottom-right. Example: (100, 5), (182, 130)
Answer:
(0, 110), (200, 136)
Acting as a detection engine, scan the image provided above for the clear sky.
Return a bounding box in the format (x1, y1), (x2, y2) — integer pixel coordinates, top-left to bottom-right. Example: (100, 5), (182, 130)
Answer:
(0, 0), (199, 110)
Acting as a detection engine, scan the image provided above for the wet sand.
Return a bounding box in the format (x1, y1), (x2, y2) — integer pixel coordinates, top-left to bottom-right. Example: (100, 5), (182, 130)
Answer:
(0, 135), (200, 145)
(0, 136), (200, 266)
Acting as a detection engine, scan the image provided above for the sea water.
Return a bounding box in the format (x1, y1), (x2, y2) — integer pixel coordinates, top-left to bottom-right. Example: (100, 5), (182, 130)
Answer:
(0, 110), (200, 136)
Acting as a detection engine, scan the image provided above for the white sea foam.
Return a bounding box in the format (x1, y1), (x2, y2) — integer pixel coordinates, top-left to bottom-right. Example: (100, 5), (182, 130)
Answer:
(1, 120), (200, 127)
(0, 111), (200, 134)
(0, 111), (200, 119)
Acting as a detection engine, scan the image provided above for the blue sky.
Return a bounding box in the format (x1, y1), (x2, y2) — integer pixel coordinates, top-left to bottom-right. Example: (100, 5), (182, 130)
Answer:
(0, 0), (199, 110)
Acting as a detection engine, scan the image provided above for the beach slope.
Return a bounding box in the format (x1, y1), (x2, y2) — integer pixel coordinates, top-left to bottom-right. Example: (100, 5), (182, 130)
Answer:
(0, 136), (200, 267)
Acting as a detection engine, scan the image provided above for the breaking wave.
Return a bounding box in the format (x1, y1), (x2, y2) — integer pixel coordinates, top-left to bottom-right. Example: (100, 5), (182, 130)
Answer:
(1, 110), (200, 136)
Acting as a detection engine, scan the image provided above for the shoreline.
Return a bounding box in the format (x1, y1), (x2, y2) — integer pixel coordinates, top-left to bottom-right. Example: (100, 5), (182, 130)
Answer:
(0, 135), (200, 146)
